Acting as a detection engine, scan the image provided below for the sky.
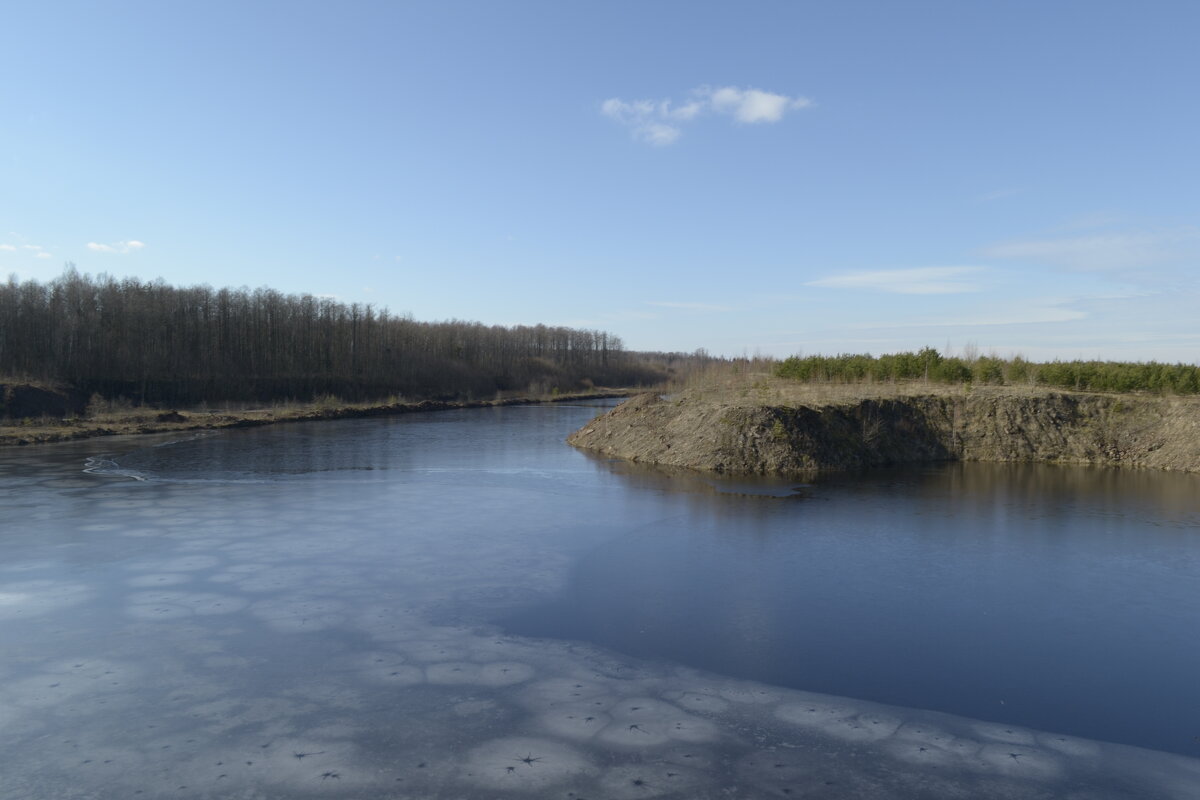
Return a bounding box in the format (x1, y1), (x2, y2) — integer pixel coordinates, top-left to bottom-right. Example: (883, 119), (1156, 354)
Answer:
(2, 0), (1198, 362)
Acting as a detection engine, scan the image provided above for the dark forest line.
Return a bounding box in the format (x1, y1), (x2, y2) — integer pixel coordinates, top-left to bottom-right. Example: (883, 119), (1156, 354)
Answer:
(1, 268), (668, 408)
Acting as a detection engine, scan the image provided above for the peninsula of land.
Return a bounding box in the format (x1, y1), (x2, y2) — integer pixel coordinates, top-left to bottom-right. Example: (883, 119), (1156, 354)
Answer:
(568, 376), (1200, 475)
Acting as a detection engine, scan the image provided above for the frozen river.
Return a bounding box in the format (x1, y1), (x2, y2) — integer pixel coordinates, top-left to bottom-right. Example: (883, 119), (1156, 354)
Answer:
(1, 400), (1198, 798)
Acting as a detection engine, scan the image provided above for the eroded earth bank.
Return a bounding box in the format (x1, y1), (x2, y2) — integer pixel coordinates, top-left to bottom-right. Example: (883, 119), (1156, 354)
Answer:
(568, 380), (1200, 475)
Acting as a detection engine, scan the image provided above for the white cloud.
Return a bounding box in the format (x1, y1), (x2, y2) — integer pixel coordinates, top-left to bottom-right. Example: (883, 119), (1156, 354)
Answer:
(87, 240), (146, 254)
(0, 244), (15, 251)
(640, 122), (681, 146)
(601, 85), (811, 145)
(600, 99), (681, 145)
(807, 267), (985, 295)
(21, 244), (43, 251)
(600, 98), (648, 120)
(35, 252), (51, 259)
(668, 100), (704, 121)
(704, 86), (810, 123)
(979, 229), (1198, 272)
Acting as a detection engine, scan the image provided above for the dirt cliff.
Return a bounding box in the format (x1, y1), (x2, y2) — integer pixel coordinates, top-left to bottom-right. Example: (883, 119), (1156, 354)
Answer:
(567, 381), (1200, 474)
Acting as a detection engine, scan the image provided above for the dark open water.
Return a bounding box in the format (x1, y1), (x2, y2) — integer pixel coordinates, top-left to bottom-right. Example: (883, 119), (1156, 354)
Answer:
(507, 457), (1200, 756)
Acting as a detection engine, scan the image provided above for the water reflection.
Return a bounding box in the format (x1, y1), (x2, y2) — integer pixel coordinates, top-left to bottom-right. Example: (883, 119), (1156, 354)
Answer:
(510, 456), (1200, 757)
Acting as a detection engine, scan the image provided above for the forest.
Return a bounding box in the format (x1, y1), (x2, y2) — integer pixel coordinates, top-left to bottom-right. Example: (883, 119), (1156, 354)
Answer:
(0, 268), (666, 406)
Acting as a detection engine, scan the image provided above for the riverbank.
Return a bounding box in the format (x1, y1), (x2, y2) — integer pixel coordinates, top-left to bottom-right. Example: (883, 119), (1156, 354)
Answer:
(0, 389), (631, 448)
(568, 374), (1200, 474)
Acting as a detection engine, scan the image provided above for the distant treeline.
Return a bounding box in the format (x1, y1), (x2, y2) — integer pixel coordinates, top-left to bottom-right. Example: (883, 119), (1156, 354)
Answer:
(0, 269), (666, 405)
(775, 348), (1200, 394)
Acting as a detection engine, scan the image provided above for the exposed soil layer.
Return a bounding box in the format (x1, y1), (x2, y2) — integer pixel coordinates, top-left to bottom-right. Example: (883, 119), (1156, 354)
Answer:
(568, 379), (1200, 474)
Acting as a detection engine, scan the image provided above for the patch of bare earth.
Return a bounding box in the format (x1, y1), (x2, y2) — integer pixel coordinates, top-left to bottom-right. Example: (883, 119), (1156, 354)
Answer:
(568, 374), (1200, 475)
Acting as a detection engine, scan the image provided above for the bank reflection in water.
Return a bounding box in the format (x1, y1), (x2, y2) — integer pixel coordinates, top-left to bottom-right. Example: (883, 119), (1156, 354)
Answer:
(514, 452), (1200, 756)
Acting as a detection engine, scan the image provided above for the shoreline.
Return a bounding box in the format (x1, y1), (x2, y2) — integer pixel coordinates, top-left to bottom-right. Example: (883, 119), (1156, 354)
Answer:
(0, 389), (632, 449)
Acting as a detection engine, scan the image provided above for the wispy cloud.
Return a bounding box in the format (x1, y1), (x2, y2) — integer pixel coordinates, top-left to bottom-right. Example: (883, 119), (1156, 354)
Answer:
(1, 242), (51, 258)
(925, 304), (1086, 327)
(847, 298), (1086, 329)
(563, 310), (661, 328)
(1085, 289), (1159, 300)
(601, 85), (812, 145)
(979, 228), (1198, 272)
(807, 267), (985, 295)
(1056, 212), (1127, 232)
(87, 240), (146, 254)
(646, 301), (735, 312)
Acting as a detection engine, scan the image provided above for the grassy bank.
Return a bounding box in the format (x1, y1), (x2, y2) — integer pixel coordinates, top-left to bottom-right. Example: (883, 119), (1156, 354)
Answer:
(0, 388), (631, 448)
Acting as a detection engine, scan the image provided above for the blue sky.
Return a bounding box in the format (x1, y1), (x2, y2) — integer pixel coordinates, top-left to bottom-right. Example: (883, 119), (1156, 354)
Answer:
(2, 1), (1198, 361)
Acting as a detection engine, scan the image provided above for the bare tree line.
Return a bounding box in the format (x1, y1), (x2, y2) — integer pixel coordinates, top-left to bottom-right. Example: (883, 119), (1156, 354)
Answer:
(0, 268), (664, 405)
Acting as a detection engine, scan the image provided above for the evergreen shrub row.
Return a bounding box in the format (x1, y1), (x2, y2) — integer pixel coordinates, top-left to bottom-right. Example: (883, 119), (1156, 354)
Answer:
(774, 349), (1200, 394)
